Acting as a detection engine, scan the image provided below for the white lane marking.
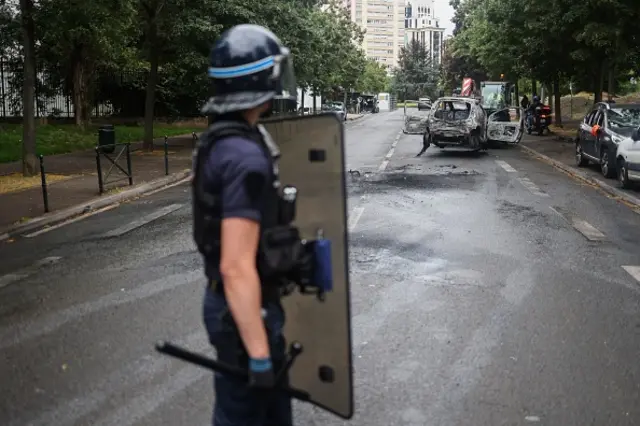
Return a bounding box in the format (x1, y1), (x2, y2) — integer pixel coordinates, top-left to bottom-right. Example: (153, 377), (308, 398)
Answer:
(495, 160), (517, 172)
(385, 147), (395, 159)
(378, 131), (402, 172)
(0, 270), (202, 350)
(101, 203), (184, 238)
(622, 266), (640, 283)
(378, 160), (390, 171)
(92, 362), (207, 426)
(517, 177), (549, 197)
(571, 218), (606, 241)
(0, 256), (63, 289)
(20, 331), (209, 426)
(24, 204), (121, 238)
(348, 207), (365, 232)
(550, 207), (605, 241)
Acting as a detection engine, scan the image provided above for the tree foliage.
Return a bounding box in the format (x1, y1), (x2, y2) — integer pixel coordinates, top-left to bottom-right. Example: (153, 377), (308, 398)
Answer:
(356, 59), (389, 94)
(444, 0), (640, 123)
(3, 0), (371, 171)
(392, 39), (440, 100)
(3, 0), (368, 122)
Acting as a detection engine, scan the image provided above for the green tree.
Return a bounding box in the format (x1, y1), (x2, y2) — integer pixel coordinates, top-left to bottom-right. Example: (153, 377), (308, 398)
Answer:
(304, 2), (366, 96)
(448, 0), (640, 121)
(137, 0), (219, 149)
(19, 0), (37, 176)
(392, 39), (439, 100)
(357, 59), (389, 94)
(36, 0), (137, 127)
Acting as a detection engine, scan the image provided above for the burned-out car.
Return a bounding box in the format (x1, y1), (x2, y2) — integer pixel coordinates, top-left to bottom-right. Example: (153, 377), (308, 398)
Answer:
(422, 97), (488, 152)
(418, 97), (523, 155)
(403, 109), (430, 135)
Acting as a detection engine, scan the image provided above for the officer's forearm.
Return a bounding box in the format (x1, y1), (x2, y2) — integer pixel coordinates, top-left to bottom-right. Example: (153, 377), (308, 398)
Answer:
(222, 268), (270, 359)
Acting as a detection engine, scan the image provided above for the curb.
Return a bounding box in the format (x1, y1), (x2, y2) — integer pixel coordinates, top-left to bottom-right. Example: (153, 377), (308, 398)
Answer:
(548, 127), (576, 143)
(0, 169), (191, 240)
(519, 144), (640, 211)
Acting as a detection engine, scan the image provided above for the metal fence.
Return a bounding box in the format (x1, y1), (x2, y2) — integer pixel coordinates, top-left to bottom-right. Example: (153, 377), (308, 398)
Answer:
(0, 57), (113, 118)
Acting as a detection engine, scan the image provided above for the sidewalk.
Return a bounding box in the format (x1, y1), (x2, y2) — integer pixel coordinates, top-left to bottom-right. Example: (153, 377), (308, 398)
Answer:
(0, 114), (369, 234)
(0, 134), (196, 231)
(548, 118), (580, 141)
(520, 118), (580, 167)
(520, 132), (640, 211)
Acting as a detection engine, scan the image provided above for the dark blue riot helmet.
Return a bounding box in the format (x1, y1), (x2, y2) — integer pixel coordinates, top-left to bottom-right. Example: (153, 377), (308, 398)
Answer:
(202, 24), (297, 115)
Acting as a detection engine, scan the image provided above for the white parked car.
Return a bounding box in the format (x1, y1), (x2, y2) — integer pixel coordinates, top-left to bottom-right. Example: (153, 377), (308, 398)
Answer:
(615, 125), (640, 188)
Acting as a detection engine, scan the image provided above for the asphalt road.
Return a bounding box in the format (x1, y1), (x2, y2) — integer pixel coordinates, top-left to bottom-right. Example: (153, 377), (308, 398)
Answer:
(2, 109), (640, 425)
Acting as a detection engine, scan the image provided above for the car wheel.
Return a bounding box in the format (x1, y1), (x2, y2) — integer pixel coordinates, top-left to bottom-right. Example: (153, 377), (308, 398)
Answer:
(575, 143), (588, 166)
(600, 149), (615, 178)
(618, 158), (631, 189)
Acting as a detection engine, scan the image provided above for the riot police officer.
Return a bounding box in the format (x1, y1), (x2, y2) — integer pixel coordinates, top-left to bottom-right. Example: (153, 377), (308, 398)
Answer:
(192, 24), (298, 426)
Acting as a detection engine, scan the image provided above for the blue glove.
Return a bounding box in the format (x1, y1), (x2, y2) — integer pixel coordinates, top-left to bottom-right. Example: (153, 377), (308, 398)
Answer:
(248, 357), (275, 389)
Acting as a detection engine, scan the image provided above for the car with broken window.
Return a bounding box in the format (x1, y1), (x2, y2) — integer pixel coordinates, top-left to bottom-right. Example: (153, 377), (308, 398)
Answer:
(575, 102), (640, 179)
(420, 96), (524, 154)
(422, 97), (487, 152)
(417, 97), (432, 110)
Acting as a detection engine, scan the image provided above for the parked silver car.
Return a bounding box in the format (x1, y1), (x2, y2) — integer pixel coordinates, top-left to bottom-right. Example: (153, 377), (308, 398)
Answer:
(322, 102), (347, 121)
(420, 97), (523, 154)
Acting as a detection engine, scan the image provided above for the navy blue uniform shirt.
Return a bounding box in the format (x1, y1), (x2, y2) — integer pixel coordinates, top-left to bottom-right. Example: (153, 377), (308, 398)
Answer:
(199, 135), (272, 281)
(204, 136), (271, 222)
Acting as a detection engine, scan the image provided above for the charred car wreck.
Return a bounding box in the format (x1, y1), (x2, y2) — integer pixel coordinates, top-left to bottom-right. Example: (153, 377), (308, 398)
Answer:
(419, 97), (487, 154)
(418, 96), (523, 156)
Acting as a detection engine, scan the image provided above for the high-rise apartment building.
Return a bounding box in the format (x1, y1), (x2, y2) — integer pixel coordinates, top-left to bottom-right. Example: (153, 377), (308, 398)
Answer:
(349, 0), (406, 72)
(404, 0), (445, 65)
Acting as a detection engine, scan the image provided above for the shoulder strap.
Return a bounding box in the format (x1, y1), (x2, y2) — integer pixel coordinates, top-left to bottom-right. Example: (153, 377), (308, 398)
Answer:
(192, 120), (274, 208)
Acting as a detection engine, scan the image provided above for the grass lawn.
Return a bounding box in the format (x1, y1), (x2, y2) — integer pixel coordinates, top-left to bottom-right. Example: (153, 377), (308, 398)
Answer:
(397, 102), (418, 107)
(0, 123), (205, 163)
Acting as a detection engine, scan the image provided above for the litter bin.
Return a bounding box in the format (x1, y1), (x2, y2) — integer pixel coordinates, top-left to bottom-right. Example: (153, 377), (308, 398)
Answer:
(98, 124), (115, 154)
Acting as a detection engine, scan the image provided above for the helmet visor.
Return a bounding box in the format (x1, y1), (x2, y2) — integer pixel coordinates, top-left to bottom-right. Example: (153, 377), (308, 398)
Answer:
(272, 48), (297, 100)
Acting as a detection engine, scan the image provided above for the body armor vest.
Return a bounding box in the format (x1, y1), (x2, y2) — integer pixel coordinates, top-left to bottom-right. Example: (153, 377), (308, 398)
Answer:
(192, 120), (304, 291)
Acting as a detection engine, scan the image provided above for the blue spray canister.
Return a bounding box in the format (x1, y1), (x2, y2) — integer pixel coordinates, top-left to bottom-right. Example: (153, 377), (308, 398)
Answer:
(313, 229), (333, 292)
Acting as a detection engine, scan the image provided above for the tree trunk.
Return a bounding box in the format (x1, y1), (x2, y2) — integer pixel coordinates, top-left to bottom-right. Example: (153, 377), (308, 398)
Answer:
(514, 81), (520, 118)
(343, 90), (348, 114)
(72, 53), (89, 128)
(593, 61), (604, 103)
(20, 0), (37, 177)
(143, 19), (159, 151)
(312, 88), (317, 113)
(553, 74), (562, 127)
(531, 78), (537, 97)
(607, 63), (616, 101)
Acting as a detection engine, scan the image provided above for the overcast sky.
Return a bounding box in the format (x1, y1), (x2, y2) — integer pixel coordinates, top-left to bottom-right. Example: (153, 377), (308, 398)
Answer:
(434, 0), (454, 36)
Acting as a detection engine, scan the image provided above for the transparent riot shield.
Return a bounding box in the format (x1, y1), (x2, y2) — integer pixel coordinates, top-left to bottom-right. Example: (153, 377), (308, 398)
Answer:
(261, 112), (354, 419)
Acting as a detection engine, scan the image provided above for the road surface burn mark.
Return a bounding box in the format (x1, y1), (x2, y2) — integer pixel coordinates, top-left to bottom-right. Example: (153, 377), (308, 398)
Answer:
(348, 172), (482, 197)
(350, 235), (435, 264)
(389, 163), (480, 176)
(497, 200), (562, 230)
